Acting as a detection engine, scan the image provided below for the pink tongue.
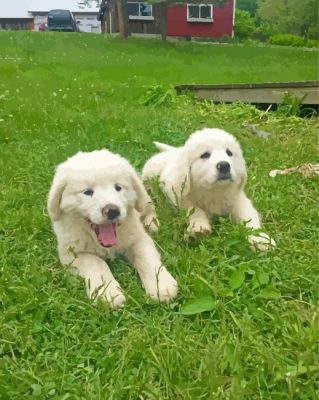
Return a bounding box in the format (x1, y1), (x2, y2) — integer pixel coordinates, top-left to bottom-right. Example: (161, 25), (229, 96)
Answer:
(97, 223), (117, 247)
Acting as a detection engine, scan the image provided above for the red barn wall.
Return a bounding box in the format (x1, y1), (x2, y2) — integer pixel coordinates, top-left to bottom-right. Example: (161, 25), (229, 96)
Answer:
(167, 0), (234, 38)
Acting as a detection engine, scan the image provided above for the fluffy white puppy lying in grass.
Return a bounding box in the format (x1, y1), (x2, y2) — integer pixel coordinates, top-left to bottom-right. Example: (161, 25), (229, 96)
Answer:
(47, 149), (178, 309)
(142, 128), (276, 251)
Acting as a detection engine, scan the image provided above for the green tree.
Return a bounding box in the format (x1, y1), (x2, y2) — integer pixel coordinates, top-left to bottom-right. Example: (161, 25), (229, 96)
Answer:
(234, 8), (255, 38)
(236, 0), (257, 16)
(78, 0), (100, 7)
(95, 0), (130, 38)
(258, 0), (319, 38)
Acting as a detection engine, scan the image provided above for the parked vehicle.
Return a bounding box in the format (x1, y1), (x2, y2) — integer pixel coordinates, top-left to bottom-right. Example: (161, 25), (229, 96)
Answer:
(47, 9), (80, 32)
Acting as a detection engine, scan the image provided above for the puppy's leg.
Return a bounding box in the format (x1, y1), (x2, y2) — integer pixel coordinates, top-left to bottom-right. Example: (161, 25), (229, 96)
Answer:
(231, 195), (276, 251)
(126, 233), (178, 302)
(187, 207), (212, 236)
(140, 200), (159, 233)
(71, 253), (126, 309)
(130, 168), (159, 232)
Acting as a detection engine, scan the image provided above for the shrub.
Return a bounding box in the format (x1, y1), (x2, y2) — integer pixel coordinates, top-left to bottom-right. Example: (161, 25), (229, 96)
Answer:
(269, 34), (319, 48)
(234, 9), (256, 39)
(307, 24), (319, 40)
(307, 39), (319, 48)
(277, 92), (305, 117)
(254, 22), (279, 41)
(139, 85), (177, 106)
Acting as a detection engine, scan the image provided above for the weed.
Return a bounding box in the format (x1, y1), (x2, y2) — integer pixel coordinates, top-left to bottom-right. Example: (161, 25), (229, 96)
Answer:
(139, 85), (178, 106)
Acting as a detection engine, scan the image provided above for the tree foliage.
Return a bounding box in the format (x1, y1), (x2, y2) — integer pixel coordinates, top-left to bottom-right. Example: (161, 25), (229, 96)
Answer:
(78, 0), (101, 7)
(258, 0), (319, 39)
(234, 9), (256, 38)
(236, 0), (258, 16)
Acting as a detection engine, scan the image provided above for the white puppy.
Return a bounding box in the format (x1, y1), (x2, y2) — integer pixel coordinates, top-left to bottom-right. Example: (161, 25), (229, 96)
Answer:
(47, 149), (178, 309)
(142, 128), (276, 251)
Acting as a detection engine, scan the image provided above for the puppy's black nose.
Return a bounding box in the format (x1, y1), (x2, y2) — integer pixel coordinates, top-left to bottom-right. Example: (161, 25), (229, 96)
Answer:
(216, 161), (230, 174)
(108, 208), (120, 220)
(102, 204), (121, 221)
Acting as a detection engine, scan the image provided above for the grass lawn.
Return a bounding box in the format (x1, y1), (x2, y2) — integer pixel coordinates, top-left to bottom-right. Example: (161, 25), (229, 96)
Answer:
(0, 31), (318, 399)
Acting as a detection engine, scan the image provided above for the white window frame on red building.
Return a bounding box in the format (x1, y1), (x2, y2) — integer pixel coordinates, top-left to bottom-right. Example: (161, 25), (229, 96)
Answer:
(187, 4), (213, 23)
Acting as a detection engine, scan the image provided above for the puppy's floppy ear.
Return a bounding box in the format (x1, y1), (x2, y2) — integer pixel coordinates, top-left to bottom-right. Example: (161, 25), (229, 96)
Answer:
(161, 147), (191, 205)
(47, 170), (66, 221)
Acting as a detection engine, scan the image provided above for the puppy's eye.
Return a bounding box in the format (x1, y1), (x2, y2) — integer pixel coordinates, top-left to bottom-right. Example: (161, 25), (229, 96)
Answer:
(200, 152), (211, 159)
(226, 149), (233, 156)
(115, 184), (122, 192)
(83, 189), (94, 196)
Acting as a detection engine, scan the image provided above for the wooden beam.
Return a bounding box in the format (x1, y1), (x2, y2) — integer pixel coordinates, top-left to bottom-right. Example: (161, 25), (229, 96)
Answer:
(175, 81), (319, 105)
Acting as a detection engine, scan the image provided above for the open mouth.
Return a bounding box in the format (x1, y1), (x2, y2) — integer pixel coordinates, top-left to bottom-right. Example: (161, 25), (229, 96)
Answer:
(217, 175), (232, 181)
(89, 221), (118, 248)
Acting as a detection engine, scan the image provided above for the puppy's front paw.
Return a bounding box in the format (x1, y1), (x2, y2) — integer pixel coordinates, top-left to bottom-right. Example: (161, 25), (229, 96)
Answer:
(187, 219), (212, 237)
(145, 268), (178, 303)
(90, 280), (126, 309)
(248, 233), (276, 252)
(142, 212), (159, 233)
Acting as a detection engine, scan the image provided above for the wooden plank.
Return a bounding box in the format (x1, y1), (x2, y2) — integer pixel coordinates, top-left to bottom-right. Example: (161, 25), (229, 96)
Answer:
(176, 81), (319, 105)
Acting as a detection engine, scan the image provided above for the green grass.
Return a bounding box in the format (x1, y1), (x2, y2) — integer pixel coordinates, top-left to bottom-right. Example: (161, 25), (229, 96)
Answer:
(0, 31), (318, 399)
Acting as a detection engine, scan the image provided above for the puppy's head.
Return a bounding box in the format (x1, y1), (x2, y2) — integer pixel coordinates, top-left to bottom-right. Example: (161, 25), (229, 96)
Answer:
(185, 128), (247, 190)
(48, 150), (150, 248)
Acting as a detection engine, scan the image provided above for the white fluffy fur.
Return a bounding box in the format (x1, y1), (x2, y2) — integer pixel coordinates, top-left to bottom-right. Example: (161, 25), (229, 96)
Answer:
(47, 149), (178, 309)
(143, 128), (276, 251)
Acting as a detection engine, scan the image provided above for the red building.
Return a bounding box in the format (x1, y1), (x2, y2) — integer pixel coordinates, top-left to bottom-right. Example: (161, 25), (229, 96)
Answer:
(100, 1), (236, 39)
(167, 1), (235, 38)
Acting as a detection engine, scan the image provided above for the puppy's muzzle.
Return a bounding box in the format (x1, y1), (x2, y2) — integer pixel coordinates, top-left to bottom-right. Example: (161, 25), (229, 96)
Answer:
(216, 161), (231, 180)
(102, 204), (121, 221)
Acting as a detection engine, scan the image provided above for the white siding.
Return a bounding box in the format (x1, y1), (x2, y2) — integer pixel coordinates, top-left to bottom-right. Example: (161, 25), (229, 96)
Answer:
(74, 14), (101, 33)
(33, 15), (47, 31)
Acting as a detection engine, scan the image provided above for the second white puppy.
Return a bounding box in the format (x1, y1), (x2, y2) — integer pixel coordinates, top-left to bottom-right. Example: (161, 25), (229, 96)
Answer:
(142, 128), (276, 251)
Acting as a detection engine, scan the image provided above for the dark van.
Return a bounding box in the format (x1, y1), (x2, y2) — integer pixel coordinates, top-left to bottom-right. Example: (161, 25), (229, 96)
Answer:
(47, 9), (80, 32)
